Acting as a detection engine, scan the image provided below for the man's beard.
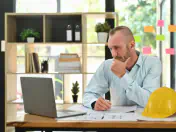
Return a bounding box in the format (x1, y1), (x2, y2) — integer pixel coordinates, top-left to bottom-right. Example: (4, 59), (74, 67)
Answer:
(115, 48), (130, 62)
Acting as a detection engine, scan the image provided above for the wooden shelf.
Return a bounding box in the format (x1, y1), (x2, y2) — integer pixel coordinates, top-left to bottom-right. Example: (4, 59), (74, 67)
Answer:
(7, 42), (82, 45)
(8, 42), (106, 45)
(7, 72), (95, 75)
(86, 42), (108, 45)
(6, 12), (116, 16)
(6, 13), (83, 16)
(6, 15), (43, 43)
(5, 12), (118, 131)
(7, 42), (44, 45)
(7, 98), (64, 104)
(84, 12), (117, 19)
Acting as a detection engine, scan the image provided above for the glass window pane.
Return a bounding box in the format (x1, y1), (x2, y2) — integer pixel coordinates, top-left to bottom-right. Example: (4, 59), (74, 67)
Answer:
(16, 74), (64, 103)
(87, 44), (105, 56)
(17, 57), (25, 73)
(161, 0), (171, 87)
(115, 0), (157, 54)
(85, 44), (105, 73)
(17, 45), (25, 73)
(61, 0), (105, 12)
(16, 0), (57, 13)
(87, 56), (104, 73)
(64, 74), (82, 103)
(86, 17), (105, 43)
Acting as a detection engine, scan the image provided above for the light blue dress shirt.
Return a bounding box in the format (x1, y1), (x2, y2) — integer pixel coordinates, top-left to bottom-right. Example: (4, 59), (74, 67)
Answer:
(83, 52), (162, 108)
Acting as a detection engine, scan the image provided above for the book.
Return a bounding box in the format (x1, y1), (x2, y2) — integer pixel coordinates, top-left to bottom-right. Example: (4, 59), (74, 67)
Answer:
(58, 53), (81, 72)
(60, 53), (79, 58)
(32, 52), (40, 73)
(58, 57), (80, 62)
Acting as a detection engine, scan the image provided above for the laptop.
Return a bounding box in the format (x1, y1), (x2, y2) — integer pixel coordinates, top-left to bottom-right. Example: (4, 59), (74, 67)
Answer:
(20, 77), (86, 118)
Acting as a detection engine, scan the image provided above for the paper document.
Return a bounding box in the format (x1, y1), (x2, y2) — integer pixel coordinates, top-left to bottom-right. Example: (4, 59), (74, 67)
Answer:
(67, 104), (137, 114)
(59, 104), (138, 121)
(107, 105), (137, 113)
(135, 108), (176, 121)
(58, 112), (137, 121)
(102, 113), (137, 121)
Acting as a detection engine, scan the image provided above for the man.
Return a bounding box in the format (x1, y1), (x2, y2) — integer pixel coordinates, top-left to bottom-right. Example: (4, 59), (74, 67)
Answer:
(83, 26), (162, 111)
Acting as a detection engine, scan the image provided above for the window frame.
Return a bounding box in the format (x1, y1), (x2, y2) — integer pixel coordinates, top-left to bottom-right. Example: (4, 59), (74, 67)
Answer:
(160, 0), (175, 89)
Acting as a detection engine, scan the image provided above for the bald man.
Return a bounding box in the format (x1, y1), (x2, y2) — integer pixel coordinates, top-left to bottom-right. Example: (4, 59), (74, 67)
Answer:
(83, 26), (162, 111)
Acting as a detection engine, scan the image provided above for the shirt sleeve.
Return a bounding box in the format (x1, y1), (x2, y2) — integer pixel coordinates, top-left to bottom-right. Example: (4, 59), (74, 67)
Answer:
(83, 61), (109, 109)
(119, 58), (162, 107)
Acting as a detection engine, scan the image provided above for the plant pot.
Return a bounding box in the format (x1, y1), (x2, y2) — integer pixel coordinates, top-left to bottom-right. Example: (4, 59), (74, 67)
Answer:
(72, 95), (78, 103)
(27, 37), (35, 43)
(97, 32), (108, 43)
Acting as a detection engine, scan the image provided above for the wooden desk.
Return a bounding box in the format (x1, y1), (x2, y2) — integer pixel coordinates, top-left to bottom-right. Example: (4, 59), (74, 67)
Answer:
(7, 104), (176, 132)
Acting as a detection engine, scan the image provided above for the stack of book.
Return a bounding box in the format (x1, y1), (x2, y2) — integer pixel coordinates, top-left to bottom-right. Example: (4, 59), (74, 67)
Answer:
(58, 53), (81, 73)
(26, 52), (40, 73)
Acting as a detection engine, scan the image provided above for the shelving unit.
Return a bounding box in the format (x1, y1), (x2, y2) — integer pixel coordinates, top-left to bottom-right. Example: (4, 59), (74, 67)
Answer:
(5, 12), (118, 108)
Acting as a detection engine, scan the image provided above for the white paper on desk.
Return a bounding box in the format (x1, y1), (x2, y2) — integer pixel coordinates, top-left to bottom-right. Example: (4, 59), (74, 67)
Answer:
(67, 104), (95, 113)
(102, 113), (137, 121)
(135, 108), (176, 121)
(106, 105), (137, 113)
(67, 104), (137, 114)
(59, 113), (137, 121)
(58, 114), (103, 121)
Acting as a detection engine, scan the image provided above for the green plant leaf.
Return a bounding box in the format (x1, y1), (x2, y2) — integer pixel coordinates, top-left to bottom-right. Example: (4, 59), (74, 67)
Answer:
(95, 21), (111, 33)
(71, 81), (80, 95)
(20, 28), (40, 42)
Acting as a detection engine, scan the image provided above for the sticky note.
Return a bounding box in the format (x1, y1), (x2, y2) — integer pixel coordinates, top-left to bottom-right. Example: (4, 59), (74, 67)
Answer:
(165, 48), (175, 55)
(157, 20), (164, 27)
(156, 35), (165, 41)
(144, 26), (155, 32)
(134, 36), (141, 42)
(142, 47), (151, 54)
(168, 25), (176, 32)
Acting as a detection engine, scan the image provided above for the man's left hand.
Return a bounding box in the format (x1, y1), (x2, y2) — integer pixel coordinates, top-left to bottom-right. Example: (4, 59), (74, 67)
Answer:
(111, 58), (130, 78)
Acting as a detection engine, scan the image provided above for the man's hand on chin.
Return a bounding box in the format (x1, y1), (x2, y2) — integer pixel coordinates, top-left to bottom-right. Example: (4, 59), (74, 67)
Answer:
(111, 57), (130, 78)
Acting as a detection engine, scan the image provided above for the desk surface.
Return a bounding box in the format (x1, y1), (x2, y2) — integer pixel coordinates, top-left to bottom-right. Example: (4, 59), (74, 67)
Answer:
(7, 104), (176, 129)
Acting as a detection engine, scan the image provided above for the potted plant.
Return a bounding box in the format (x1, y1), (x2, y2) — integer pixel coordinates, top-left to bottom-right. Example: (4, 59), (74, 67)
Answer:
(20, 28), (40, 43)
(71, 81), (80, 103)
(95, 21), (111, 43)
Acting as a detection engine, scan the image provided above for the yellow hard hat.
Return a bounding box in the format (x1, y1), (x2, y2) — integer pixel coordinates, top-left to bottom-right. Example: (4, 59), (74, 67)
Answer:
(142, 87), (176, 118)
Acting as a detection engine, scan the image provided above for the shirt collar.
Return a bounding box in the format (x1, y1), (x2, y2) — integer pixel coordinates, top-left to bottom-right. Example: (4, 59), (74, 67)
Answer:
(135, 51), (142, 67)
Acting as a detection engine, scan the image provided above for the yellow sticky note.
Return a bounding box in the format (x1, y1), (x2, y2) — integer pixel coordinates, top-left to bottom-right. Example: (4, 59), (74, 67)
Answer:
(156, 35), (165, 41)
(168, 25), (176, 32)
(144, 26), (155, 32)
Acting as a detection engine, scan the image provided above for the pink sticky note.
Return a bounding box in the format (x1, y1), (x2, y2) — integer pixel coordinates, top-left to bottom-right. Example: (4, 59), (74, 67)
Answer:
(157, 20), (164, 27)
(143, 47), (151, 54)
(165, 48), (175, 55)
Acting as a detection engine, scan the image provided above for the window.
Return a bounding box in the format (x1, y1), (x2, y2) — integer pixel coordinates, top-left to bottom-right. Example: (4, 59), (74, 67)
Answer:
(60, 0), (105, 12)
(115, 0), (157, 55)
(161, 0), (171, 87)
(16, 0), (57, 13)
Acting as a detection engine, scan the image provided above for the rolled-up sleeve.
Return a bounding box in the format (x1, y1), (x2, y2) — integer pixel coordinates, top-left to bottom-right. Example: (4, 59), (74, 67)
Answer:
(119, 58), (162, 107)
(83, 61), (109, 108)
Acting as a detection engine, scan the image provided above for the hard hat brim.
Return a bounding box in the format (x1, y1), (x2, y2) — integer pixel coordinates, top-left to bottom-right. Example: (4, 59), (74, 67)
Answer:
(142, 112), (175, 118)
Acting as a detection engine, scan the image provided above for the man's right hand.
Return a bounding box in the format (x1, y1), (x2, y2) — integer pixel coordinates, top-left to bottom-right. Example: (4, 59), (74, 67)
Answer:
(94, 97), (111, 111)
